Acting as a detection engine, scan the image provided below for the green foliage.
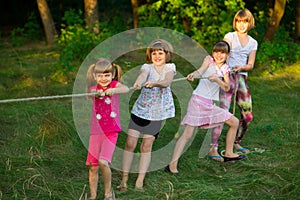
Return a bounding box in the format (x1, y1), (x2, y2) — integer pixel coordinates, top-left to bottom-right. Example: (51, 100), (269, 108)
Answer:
(57, 9), (111, 73)
(56, 8), (131, 74)
(61, 9), (85, 26)
(57, 24), (109, 70)
(8, 12), (41, 46)
(138, 0), (245, 49)
(256, 27), (300, 73)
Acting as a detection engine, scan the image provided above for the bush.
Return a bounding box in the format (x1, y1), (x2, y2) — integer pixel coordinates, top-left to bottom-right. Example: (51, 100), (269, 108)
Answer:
(138, 0), (245, 49)
(8, 12), (42, 46)
(57, 9), (112, 72)
(256, 28), (300, 73)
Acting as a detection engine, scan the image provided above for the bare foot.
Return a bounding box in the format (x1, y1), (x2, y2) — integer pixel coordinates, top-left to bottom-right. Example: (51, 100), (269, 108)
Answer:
(135, 180), (144, 189)
(168, 163), (179, 173)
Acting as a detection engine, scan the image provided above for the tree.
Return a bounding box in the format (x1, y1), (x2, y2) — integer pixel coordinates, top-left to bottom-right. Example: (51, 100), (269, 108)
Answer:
(263, 0), (287, 41)
(36, 0), (57, 45)
(84, 0), (99, 34)
(131, 0), (138, 28)
(296, 0), (300, 41)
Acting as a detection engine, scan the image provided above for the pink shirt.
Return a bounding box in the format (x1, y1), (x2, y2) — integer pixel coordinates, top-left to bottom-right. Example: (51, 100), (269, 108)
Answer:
(89, 80), (122, 135)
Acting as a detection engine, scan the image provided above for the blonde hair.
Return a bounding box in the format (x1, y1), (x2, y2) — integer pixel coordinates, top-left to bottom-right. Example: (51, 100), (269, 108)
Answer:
(86, 58), (122, 91)
(146, 39), (173, 62)
(233, 9), (255, 31)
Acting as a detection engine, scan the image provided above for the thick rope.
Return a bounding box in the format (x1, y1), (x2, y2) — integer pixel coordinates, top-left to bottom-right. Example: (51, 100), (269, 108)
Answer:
(232, 73), (239, 115)
(0, 76), (214, 104)
(0, 77), (191, 104)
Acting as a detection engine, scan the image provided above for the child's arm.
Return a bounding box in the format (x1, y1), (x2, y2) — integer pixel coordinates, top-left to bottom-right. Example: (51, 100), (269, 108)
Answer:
(105, 83), (130, 96)
(133, 69), (148, 90)
(144, 70), (175, 88)
(232, 50), (257, 72)
(187, 56), (210, 81)
(209, 73), (230, 92)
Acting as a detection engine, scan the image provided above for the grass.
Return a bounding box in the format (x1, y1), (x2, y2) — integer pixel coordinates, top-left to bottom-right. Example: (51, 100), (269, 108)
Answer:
(0, 41), (300, 200)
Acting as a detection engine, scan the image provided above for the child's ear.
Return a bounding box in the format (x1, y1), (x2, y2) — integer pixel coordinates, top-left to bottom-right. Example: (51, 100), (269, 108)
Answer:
(93, 73), (97, 80)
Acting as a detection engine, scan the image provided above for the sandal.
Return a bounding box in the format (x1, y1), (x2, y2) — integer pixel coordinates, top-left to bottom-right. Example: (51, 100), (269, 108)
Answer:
(164, 165), (180, 176)
(208, 155), (224, 162)
(117, 182), (128, 192)
(223, 155), (246, 162)
(234, 144), (250, 154)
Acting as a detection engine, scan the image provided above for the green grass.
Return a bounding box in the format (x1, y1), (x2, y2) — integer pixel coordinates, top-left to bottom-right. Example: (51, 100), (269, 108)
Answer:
(1, 42), (300, 200)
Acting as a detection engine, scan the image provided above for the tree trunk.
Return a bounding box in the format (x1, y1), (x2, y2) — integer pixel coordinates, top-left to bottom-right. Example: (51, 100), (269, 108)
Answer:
(131, 0), (138, 28)
(36, 0), (57, 45)
(296, 0), (300, 41)
(84, 0), (99, 34)
(263, 0), (286, 41)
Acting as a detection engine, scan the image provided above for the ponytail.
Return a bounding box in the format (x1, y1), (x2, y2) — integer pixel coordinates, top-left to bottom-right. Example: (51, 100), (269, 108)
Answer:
(86, 63), (97, 92)
(86, 58), (123, 92)
(112, 63), (122, 81)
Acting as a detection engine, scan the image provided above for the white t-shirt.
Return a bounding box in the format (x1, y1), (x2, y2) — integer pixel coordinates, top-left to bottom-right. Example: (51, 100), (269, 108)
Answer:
(193, 56), (230, 101)
(224, 31), (258, 76)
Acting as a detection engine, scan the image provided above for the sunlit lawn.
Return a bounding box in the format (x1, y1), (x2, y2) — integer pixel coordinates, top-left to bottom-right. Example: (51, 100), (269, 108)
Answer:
(0, 42), (299, 199)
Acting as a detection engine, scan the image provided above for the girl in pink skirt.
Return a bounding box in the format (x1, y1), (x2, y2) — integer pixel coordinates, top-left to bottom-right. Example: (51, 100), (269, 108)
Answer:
(166, 41), (246, 175)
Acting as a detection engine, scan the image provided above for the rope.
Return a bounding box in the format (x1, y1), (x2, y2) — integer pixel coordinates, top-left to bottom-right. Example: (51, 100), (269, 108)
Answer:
(0, 76), (214, 104)
(232, 73), (239, 115)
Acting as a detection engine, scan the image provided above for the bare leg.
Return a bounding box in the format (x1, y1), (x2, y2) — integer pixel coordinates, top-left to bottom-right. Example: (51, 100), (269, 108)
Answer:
(169, 125), (195, 173)
(135, 135), (155, 188)
(99, 159), (114, 198)
(121, 129), (140, 185)
(224, 116), (240, 158)
(89, 166), (99, 199)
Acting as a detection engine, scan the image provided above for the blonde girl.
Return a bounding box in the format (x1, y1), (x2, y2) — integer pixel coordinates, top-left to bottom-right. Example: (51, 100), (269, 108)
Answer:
(86, 58), (129, 200)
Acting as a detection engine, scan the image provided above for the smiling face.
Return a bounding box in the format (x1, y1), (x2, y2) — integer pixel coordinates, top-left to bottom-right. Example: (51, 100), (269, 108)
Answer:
(151, 49), (167, 67)
(235, 19), (250, 33)
(212, 51), (228, 66)
(93, 72), (113, 88)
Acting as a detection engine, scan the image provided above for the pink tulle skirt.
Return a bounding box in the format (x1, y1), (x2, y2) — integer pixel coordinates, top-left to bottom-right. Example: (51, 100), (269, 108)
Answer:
(181, 94), (233, 129)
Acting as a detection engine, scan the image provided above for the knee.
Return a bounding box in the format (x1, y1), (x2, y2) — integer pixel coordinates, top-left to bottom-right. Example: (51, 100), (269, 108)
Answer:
(231, 116), (239, 128)
(140, 143), (153, 153)
(125, 139), (137, 152)
(89, 166), (99, 174)
(99, 159), (109, 169)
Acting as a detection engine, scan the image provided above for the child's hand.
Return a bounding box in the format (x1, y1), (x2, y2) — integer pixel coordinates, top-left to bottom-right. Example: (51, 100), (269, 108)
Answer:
(232, 65), (242, 72)
(105, 88), (115, 96)
(95, 89), (105, 98)
(133, 82), (142, 90)
(144, 81), (154, 88)
(187, 73), (194, 81)
(208, 75), (219, 82)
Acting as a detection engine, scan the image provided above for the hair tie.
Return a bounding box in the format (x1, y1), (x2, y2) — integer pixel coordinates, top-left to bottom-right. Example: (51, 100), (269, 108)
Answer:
(153, 41), (162, 45)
